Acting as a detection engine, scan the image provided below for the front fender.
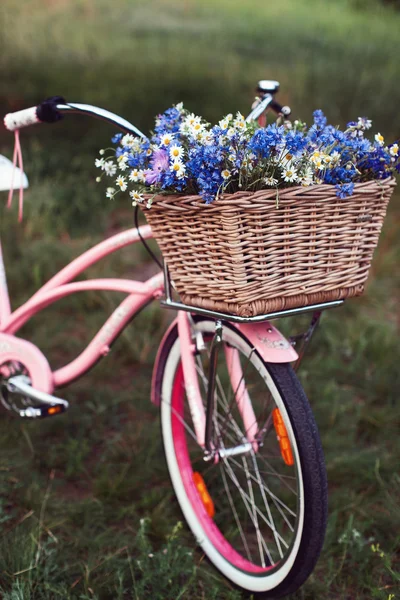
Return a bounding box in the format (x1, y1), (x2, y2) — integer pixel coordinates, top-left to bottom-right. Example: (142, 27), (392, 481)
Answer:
(151, 318), (178, 406)
(236, 321), (298, 363)
(151, 316), (298, 407)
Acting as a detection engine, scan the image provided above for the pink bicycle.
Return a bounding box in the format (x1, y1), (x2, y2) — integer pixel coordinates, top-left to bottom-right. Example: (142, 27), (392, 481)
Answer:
(1, 81), (339, 597)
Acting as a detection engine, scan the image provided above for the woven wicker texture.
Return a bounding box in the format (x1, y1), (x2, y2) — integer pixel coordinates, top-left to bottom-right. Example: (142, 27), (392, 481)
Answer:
(143, 179), (395, 317)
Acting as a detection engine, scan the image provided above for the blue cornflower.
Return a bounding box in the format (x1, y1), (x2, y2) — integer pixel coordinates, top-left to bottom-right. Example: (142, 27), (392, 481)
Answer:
(112, 133), (123, 144)
(313, 110), (327, 129)
(335, 183), (355, 198)
(248, 124), (284, 157)
(284, 131), (306, 155)
(319, 125), (337, 146)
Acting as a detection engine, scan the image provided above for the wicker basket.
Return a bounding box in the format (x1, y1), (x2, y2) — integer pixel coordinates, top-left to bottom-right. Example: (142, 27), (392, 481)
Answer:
(143, 179), (395, 317)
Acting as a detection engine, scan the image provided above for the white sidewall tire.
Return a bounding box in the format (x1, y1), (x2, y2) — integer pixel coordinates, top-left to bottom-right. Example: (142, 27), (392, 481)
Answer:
(160, 320), (305, 594)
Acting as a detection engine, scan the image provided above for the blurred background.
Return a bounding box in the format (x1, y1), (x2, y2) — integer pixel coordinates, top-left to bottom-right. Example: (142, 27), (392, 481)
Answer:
(0, 1), (399, 598)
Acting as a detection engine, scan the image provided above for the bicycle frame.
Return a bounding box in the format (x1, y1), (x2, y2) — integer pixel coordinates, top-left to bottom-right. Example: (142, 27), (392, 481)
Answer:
(0, 224), (163, 389)
(1, 89), (333, 450)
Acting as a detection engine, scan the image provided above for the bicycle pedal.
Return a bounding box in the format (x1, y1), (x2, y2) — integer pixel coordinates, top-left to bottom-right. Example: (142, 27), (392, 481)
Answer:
(20, 403), (68, 419)
(5, 375), (69, 419)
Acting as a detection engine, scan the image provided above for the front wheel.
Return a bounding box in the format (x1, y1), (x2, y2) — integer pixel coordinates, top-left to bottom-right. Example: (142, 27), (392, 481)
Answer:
(157, 318), (327, 598)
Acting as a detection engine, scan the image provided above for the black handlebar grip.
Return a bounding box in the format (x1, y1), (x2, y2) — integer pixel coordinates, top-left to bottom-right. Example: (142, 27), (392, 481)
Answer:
(36, 96), (67, 123)
(270, 99), (291, 117)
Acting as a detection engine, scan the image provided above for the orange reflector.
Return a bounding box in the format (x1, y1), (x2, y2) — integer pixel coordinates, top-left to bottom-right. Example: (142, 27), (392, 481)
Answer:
(193, 472), (215, 518)
(48, 405), (62, 415)
(272, 408), (294, 466)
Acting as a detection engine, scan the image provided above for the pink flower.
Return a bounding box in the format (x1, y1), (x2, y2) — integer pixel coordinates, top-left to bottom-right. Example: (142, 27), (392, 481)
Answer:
(144, 148), (169, 185)
(144, 169), (158, 184)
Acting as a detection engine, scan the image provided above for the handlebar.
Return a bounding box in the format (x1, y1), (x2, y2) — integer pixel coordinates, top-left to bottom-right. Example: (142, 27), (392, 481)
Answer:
(4, 82), (291, 136)
(4, 96), (147, 139)
(246, 94), (291, 123)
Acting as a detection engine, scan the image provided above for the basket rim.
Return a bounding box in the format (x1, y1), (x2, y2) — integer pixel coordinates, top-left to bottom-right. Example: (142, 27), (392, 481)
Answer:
(143, 177), (396, 210)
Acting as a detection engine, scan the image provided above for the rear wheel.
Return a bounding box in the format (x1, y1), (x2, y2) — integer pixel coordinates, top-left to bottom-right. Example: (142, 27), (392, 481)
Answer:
(157, 318), (327, 597)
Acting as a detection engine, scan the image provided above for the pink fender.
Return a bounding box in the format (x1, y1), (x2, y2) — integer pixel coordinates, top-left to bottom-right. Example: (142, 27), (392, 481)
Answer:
(151, 315), (297, 450)
(151, 318), (178, 406)
(236, 322), (298, 363)
(151, 317), (297, 408)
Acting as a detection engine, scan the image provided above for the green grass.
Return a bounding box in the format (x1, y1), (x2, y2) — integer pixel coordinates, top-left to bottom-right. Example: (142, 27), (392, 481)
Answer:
(0, 0), (399, 598)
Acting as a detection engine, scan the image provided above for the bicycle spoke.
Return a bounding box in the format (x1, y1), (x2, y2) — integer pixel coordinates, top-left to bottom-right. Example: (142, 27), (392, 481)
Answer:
(226, 455), (297, 519)
(168, 401), (198, 444)
(242, 454), (268, 566)
(256, 453), (297, 495)
(214, 415), (275, 564)
(250, 450), (293, 551)
(219, 456), (253, 563)
(221, 454), (289, 550)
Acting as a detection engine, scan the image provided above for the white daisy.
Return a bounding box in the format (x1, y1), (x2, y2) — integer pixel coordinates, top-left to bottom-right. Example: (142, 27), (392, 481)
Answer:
(310, 150), (322, 164)
(169, 145), (184, 160)
(389, 143), (398, 157)
(283, 167), (298, 183)
(160, 133), (174, 147)
(241, 157), (254, 171)
(121, 134), (135, 147)
(129, 190), (144, 206)
(104, 161), (117, 177)
(234, 112), (246, 129)
(179, 122), (191, 135)
(330, 151), (341, 166)
(322, 154), (333, 167)
(195, 131), (206, 143)
(95, 157), (105, 168)
(300, 168), (314, 186)
(137, 169), (146, 183)
(281, 152), (294, 166)
(106, 187), (116, 199)
(116, 175), (127, 191)
(221, 169), (231, 180)
(264, 176), (278, 186)
(219, 113), (233, 130)
(170, 160), (186, 179)
(117, 154), (129, 171)
(313, 158), (324, 170)
(375, 133), (384, 146)
(187, 123), (206, 141)
(129, 169), (140, 182)
(185, 113), (201, 127)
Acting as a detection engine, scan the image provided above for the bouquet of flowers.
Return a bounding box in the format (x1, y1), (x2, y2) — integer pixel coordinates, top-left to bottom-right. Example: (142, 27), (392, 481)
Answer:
(95, 102), (397, 317)
(96, 103), (399, 207)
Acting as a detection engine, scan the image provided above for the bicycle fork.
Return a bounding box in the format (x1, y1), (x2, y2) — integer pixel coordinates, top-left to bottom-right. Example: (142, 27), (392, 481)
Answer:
(176, 311), (299, 462)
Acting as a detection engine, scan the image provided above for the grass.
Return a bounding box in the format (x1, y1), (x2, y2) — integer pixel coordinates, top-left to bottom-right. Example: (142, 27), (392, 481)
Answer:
(0, 0), (399, 598)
